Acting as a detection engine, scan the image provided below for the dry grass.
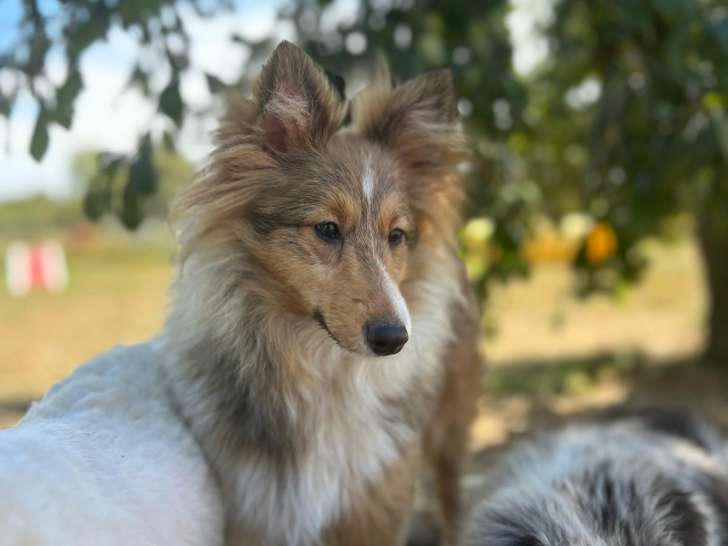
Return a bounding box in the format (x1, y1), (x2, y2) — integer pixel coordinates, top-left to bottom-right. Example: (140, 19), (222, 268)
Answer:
(463, 237), (712, 455)
(0, 235), (173, 403)
(484, 239), (706, 365)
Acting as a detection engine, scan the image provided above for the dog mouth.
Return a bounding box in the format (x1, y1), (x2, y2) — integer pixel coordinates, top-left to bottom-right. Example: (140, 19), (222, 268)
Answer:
(313, 309), (344, 348)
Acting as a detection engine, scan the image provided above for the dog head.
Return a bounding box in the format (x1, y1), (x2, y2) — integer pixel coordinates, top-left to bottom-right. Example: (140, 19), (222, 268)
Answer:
(175, 41), (465, 356)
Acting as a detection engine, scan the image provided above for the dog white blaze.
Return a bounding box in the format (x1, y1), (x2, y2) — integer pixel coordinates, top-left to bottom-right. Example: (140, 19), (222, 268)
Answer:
(362, 160), (375, 204)
(379, 262), (412, 334)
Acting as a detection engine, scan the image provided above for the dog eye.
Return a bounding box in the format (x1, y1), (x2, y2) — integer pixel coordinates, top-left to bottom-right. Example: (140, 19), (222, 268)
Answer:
(388, 228), (405, 247)
(315, 222), (343, 242)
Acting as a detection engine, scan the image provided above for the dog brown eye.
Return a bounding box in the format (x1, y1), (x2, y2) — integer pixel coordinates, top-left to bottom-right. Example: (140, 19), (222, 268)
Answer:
(388, 228), (405, 247)
(315, 222), (342, 242)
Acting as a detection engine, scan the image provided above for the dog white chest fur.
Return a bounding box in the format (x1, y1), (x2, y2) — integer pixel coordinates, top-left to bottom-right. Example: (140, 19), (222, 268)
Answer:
(226, 360), (419, 545)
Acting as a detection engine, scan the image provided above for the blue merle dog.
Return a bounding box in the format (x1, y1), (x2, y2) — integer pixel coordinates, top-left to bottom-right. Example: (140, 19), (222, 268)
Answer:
(466, 408), (728, 546)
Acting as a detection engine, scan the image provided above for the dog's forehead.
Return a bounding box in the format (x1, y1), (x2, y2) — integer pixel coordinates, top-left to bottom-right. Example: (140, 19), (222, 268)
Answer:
(324, 133), (400, 199)
(258, 136), (404, 225)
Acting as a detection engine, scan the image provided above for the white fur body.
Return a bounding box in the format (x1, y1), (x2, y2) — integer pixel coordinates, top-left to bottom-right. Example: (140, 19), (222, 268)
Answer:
(163, 243), (465, 545)
(0, 342), (224, 546)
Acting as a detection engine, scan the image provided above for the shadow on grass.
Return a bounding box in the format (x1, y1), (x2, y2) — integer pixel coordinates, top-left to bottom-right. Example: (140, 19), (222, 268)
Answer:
(0, 398), (31, 428)
(0, 398), (32, 413)
(470, 350), (728, 477)
(486, 350), (650, 399)
(485, 350), (728, 399)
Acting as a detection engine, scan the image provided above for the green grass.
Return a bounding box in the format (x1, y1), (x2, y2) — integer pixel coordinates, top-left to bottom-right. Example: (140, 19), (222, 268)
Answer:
(486, 351), (649, 399)
(0, 197), (84, 238)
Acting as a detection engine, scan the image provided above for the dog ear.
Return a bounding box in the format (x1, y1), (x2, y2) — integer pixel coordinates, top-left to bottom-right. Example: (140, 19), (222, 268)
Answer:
(354, 69), (456, 136)
(352, 69), (463, 171)
(352, 69), (467, 235)
(253, 41), (346, 155)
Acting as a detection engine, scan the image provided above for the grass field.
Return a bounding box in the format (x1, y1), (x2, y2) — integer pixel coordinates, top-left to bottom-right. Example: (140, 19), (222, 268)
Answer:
(0, 229), (715, 433)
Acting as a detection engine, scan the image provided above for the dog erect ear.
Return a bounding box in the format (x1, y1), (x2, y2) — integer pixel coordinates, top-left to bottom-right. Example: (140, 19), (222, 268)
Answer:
(352, 69), (464, 172)
(254, 41), (346, 154)
(352, 69), (467, 235)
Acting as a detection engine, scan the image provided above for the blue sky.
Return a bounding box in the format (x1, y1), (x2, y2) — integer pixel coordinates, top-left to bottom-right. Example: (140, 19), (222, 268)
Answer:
(0, 0), (22, 51)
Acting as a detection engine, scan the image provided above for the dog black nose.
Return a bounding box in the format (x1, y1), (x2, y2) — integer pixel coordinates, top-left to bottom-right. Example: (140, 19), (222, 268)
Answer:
(364, 321), (408, 356)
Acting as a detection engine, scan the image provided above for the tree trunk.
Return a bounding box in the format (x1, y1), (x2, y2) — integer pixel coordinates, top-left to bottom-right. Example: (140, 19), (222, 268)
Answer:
(697, 217), (728, 366)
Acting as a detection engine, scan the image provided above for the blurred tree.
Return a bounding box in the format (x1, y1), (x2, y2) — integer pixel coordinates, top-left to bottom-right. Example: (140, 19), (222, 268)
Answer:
(72, 146), (194, 225)
(4, 0), (728, 363)
(529, 0), (728, 365)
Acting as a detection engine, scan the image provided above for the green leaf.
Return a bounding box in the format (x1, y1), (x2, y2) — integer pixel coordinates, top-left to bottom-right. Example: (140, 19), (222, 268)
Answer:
(30, 110), (49, 161)
(652, 0), (689, 17)
(83, 185), (112, 221)
(58, 69), (83, 106)
(67, 5), (112, 56)
(162, 130), (176, 152)
(159, 77), (183, 126)
(27, 30), (49, 77)
(129, 65), (150, 94)
(98, 152), (126, 178)
(128, 134), (158, 195)
(0, 92), (13, 117)
(48, 106), (72, 129)
(205, 73), (226, 94)
(52, 68), (83, 127)
(119, 180), (144, 230)
(82, 152), (126, 222)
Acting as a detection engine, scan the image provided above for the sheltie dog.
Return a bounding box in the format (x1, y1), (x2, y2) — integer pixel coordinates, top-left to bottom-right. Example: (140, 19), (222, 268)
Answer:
(161, 41), (482, 546)
(466, 408), (728, 546)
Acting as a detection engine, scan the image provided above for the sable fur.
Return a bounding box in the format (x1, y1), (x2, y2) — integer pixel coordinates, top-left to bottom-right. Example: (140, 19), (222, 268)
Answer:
(162, 41), (481, 546)
(465, 408), (728, 546)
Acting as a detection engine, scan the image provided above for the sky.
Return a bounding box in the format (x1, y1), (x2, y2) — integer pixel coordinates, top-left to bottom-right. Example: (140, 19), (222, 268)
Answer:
(0, 0), (548, 203)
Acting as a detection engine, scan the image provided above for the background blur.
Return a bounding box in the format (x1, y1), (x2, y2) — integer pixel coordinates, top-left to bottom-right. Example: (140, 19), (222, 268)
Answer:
(1, 0), (727, 465)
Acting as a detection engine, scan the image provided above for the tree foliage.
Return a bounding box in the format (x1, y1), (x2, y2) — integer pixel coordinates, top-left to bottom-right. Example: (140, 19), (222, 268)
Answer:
(72, 146), (194, 227)
(533, 0), (728, 293)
